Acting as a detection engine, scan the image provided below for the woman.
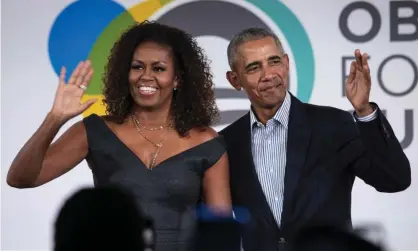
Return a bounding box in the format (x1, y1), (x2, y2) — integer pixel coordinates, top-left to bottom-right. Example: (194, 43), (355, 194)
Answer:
(7, 21), (232, 251)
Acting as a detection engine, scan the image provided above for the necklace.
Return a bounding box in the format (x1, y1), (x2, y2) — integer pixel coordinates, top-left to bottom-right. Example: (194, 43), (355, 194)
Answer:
(131, 114), (173, 169)
(132, 112), (172, 131)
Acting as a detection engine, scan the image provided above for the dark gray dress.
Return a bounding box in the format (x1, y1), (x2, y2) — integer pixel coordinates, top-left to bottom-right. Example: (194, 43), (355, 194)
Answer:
(82, 114), (226, 251)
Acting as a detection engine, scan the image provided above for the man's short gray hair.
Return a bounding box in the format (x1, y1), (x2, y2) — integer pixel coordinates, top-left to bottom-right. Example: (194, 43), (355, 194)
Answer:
(227, 27), (284, 70)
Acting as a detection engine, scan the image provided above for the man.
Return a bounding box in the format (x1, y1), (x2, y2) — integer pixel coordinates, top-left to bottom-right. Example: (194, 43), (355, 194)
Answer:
(219, 27), (411, 251)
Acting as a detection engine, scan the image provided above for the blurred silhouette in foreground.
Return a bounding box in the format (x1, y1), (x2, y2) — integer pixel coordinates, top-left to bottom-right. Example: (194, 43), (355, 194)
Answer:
(290, 225), (385, 251)
(53, 186), (152, 251)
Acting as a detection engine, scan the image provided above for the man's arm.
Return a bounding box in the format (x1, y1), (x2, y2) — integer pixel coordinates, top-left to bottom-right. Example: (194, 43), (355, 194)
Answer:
(348, 103), (411, 192)
(342, 49), (411, 192)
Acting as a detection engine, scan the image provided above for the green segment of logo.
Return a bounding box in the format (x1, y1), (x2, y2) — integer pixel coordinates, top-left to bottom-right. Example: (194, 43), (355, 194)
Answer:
(246, 0), (315, 103)
(86, 12), (136, 95)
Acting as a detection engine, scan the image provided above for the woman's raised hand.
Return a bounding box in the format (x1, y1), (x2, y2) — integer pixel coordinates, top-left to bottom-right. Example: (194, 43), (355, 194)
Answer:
(50, 60), (97, 123)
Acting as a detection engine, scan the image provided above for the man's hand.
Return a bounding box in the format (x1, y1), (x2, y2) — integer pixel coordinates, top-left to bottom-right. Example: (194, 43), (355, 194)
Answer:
(346, 49), (374, 117)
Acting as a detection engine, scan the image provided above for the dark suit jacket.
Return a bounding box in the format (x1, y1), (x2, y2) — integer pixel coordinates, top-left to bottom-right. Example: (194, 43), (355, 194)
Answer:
(219, 94), (411, 251)
(290, 225), (384, 251)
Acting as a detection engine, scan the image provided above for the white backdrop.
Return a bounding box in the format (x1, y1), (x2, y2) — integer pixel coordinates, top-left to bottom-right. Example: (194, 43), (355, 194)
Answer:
(1, 0), (417, 250)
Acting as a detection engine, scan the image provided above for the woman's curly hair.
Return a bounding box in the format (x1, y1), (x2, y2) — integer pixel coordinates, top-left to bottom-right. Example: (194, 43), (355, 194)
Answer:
(102, 21), (219, 136)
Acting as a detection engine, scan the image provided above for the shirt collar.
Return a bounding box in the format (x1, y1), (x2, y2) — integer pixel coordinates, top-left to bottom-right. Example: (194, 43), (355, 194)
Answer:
(250, 91), (291, 129)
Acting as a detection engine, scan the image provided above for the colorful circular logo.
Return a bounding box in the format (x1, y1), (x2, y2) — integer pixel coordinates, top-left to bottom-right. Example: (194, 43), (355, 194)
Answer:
(48, 0), (315, 124)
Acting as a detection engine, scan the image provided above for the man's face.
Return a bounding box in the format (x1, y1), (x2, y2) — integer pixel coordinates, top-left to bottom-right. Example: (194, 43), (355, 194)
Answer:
(227, 37), (289, 109)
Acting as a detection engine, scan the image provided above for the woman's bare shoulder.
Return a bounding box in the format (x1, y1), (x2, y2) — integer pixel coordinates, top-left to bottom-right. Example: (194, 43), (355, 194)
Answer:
(188, 126), (219, 144)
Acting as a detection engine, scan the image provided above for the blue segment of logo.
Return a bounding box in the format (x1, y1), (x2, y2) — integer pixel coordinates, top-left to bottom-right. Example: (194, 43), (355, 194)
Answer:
(48, 0), (126, 81)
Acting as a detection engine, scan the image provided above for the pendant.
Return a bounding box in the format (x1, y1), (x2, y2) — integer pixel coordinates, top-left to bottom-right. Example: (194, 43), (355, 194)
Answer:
(149, 146), (161, 170)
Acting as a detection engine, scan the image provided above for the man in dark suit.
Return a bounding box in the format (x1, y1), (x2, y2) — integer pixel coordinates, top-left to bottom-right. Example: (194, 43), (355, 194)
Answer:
(219, 27), (411, 251)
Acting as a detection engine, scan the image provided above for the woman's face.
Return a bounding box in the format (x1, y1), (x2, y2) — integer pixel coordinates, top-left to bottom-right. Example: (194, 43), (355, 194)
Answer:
(129, 41), (178, 111)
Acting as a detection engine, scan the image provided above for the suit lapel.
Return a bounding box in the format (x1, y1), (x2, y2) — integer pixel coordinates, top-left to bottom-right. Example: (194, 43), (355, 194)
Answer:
(233, 113), (278, 228)
(281, 95), (312, 233)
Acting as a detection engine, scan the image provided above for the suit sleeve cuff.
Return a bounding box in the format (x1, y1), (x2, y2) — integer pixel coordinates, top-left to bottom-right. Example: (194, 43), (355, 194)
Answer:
(353, 106), (378, 122)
